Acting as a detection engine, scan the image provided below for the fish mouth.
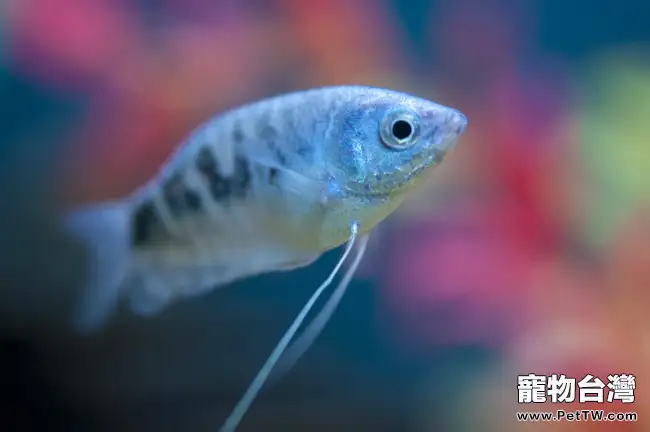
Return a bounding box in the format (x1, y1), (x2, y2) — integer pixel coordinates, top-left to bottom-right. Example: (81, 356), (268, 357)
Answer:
(344, 151), (442, 199)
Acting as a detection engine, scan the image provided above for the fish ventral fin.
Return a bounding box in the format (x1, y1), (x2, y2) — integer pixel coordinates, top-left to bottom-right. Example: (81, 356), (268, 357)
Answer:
(219, 223), (361, 432)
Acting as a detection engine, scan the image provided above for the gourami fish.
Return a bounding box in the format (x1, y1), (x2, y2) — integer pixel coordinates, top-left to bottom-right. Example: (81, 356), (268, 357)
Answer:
(64, 85), (467, 431)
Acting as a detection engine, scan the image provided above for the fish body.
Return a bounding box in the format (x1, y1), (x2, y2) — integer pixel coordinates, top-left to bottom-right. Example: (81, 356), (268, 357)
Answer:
(66, 86), (467, 331)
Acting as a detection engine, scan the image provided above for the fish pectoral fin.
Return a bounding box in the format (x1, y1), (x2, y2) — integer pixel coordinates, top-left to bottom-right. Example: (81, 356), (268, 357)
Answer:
(249, 154), (330, 204)
(277, 169), (328, 203)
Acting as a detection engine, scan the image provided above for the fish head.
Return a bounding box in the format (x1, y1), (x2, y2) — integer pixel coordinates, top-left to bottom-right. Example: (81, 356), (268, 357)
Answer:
(320, 86), (467, 246)
(327, 86), (467, 197)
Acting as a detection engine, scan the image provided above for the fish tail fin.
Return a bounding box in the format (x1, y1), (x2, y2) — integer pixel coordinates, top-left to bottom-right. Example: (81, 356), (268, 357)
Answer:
(63, 201), (133, 333)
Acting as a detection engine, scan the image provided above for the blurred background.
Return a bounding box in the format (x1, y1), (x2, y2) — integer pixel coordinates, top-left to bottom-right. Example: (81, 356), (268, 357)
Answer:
(1, 0), (649, 430)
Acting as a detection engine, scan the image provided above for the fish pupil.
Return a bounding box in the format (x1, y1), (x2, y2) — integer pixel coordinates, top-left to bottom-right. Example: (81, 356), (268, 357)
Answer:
(392, 120), (412, 141)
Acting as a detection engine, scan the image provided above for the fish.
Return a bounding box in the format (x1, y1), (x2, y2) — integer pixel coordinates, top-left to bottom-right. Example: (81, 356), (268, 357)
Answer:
(66, 85), (466, 331)
(63, 85), (467, 430)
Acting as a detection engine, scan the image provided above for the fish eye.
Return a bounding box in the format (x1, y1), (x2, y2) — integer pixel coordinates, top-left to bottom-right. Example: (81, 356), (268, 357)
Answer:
(380, 108), (420, 150)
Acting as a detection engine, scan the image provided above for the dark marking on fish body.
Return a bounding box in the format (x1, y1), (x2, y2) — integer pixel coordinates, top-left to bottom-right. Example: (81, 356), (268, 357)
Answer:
(258, 123), (288, 166)
(196, 146), (218, 175)
(269, 142), (287, 166)
(258, 123), (278, 142)
(185, 190), (201, 210)
(268, 167), (279, 185)
(295, 142), (311, 158)
(232, 121), (244, 144)
(163, 174), (203, 216)
(231, 156), (251, 198)
(196, 146), (251, 202)
(132, 200), (171, 246)
(197, 147), (231, 201)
